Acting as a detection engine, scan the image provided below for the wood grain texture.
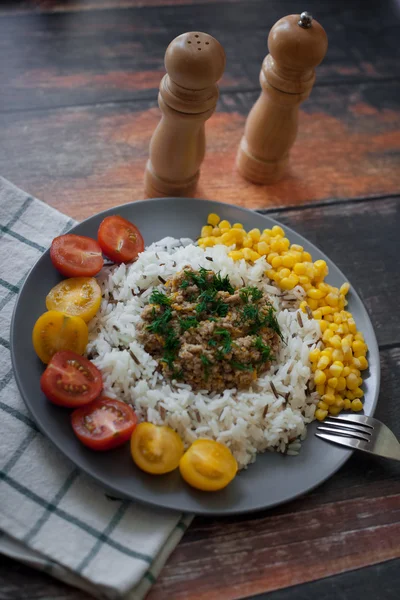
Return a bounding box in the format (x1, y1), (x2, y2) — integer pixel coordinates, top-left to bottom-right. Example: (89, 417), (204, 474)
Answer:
(0, 81), (399, 215)
(0, 0), (399, 112)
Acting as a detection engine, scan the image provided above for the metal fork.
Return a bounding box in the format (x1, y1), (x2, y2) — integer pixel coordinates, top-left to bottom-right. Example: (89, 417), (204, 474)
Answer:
(315, 414), (400, 460)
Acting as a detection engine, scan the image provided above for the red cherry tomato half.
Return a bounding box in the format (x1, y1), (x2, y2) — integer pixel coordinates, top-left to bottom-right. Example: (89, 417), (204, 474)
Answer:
(41, 351), (103, 407)
(71, 397), (137, 451)
(97, 216), (144, 264)
(50, 234), (104, 277)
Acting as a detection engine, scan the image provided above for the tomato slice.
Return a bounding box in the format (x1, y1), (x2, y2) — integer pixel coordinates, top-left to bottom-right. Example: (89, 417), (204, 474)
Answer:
(179, 439), (238, 491)
(32, 310), (88, 364)
(41, 351), (103, 407)
(46, 277), (102, 323)
(130, 422), (184, 474)
(50, 234), (103, 277)
(71, 397), (137, 451)
(98, 216), (144, 264)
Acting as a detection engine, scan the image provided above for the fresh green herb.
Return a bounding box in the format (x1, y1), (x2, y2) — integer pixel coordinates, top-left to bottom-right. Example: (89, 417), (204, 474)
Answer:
(196, 288), (217, 314)
(178, 316), (198, 332)
(240, 302), (283, 339)
(200, 353), (212, 379)
(263, 306), (283, 340)
(161, 328), (180, 370)
(254, 336), (273, 362)
(213, 272), (235, 294)
(149, 290), (171, 306)
(146, 307), (172, 334)
(208, 339), (217, 347)
(230, 360), (254, 371)
(240, 286), (263, 303)
(215, 328), (232, 354)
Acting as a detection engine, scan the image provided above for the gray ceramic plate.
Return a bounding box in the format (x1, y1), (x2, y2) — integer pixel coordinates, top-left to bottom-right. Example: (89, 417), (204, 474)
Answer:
(11, 199), (380, 516)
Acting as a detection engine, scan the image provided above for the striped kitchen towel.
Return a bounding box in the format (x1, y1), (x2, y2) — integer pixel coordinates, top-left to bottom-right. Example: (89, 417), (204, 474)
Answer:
(0, 177), (192, 600)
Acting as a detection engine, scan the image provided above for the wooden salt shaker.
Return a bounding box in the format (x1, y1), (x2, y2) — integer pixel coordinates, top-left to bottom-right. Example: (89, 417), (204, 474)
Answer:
(144, 32), (226, 197)
(236, 12), (328, 184)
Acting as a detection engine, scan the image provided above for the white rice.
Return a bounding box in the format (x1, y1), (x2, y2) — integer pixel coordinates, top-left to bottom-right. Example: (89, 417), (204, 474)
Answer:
(87, 238), (321, 469)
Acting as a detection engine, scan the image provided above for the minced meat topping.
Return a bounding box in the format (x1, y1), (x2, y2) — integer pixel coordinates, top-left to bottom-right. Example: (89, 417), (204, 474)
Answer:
(138, 268), (282, 392)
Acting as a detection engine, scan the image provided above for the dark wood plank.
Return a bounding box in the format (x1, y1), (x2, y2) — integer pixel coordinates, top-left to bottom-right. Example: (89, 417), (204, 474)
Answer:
(0, 81), (399, 217)
(0, 0), (399, 111)
(251, 558), (400, 600)
(147, 345), (400, 600)
(3, 345), (397, 600)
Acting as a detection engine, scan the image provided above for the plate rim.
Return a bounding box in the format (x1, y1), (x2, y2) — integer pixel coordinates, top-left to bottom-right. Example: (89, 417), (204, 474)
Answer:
(10, 197), (380, 515)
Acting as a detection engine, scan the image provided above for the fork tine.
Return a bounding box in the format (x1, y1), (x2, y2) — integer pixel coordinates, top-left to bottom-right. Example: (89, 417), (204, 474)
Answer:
(326, 414), (374, 428)
(324, 419), (372, 435)
(315, 432), (368, 450)
(317, 426), (370, 442)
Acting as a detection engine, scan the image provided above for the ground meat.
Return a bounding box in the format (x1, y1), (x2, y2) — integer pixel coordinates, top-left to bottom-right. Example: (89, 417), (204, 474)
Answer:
(138, 268), (281, 393)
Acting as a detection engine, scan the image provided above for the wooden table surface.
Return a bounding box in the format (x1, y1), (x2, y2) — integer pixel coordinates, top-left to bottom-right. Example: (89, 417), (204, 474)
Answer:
(1, 1), (399, 599)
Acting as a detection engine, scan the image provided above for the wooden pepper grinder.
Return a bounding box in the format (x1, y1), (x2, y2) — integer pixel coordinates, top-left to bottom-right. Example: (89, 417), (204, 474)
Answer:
(144, 32), (226, 197)
(236, 12), (328, 184)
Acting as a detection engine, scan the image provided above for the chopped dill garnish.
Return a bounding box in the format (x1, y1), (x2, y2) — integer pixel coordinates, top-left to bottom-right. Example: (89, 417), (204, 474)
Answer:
(200, 353), (212, 379)
(254, 336), (273, 362)
(146, 307), (172, 334)
(239, 286), (263, 303)
(213, 272), (235, 294)
(214, 328), (233, 354)
(230, 360), (254, 371)
(149, 290), (171, 306)
(178, 316), (198, 332)
(208, 339), (217, 347)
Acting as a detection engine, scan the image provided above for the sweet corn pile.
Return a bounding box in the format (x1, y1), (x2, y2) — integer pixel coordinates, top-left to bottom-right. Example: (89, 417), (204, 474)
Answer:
(198, 213), (368, 420)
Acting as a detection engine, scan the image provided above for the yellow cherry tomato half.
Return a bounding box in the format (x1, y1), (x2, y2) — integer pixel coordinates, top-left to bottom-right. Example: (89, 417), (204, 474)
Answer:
(32, 310), (88, 364)
(179, 439), (238, 491)
(46, 277), (102, 323)
(130, 422), (184, 475)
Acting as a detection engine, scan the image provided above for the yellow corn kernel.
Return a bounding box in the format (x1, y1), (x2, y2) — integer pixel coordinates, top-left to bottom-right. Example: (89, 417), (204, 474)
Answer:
(302, 251), (312, 262)
(340, 282), (350, 295)
(207, 213), (220, 227)
(351, 399), (363, 412)
(221, 232), (235, 245)
(317, 401), (329, 411)
(201, 236), (217, 247)
(271, 225), (284, 237)
(329, 335), (342, 350)
(257, 241), (269, 256)
(316, 383), (326, 396)
(280, 274), (299, 290)
(333, 313), (342, 324)
(329, 322), (339, 332)
(348, 318), (357, 334)
(346, 373), (359, 390)
(336, 376), (347, 391)
(327, 377), (338, 388)
(352, 358), (362, 370)
(280, 237), (290, 250)
(302, 282), (312, 291)
(201, 225), (213, 238)
(293, 262), (306, 276)
(270, 239), (283, 253)
(299, 275), (310, 286)
(271, 256), (282, 268)
(307, 298), (319, 311)
(243, 248), (261, 262)
(323, 392), (336, 405)
(248, 228), (261, 243)
(309, 348), (320, 363)
(300, 300), (308, 313)
(354, 332), (364, 342)
(329, 361), (344, 377)
(358, 356), (369, 370)
(280, 254), (295, 268)
(332, 349), (344, 362)
(353, 387), (364, 399)
(325, 292), (339, 307)
(233, 222), (243, 229)
(343, 399), (352, 410)
(315, 408), (328, 421)
(320, 306), (333, 316)
(212, 227), (221, 236)
(352, 340), (367, 356)
(312, 309), (322, 320)
(335, 397), (345, 409)
(267, 252), (278, 263)
(314, 369), (326, 385)
(228, 250), (244, 261)
(325, 315), (334, 322)
(319, 319), (329, 333)
(317, 356), (330, 370)
(243, 235), (253, 248)
(219, 220), (231, 230)
(342, 366), (350, 377)
(321, 349), (333, 359)
(232, 227), (245, 241)
(323, 329), (334, 343)
(307, 288), (323, 300)
(328, 405), (342, 416)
